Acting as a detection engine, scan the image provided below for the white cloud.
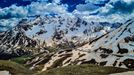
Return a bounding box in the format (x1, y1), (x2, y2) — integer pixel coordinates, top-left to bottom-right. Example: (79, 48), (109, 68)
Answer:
(0, 1), (69, 31)
(76, 3), (99, 12)
(99, 4), (113, 14)
(0, 1), (68, 19)
(0, 5), (28, 19)
(0, 0), (134, 31)
(85, 0), (109, 4)
(74, 0), (134, 23)
(26, 2), (68, 16)
(52, 0), (61, 3)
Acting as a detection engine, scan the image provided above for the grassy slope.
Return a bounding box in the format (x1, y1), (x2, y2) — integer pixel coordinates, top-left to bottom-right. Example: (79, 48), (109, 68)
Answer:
(11, 56), (32, 64)
(0, 60), (33, 75)
(35, 64), (129, 75)
(0, 60), (133, 75)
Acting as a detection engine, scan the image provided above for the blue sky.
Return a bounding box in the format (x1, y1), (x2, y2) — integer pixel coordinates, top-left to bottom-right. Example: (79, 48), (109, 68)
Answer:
(0, 0), (134, 31)
(0, 0), (109, 12)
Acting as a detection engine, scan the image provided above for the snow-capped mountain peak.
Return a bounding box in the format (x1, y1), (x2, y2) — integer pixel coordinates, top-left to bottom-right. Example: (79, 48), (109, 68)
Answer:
(0, 14), (121, 59)
(25, 18), (134, 71)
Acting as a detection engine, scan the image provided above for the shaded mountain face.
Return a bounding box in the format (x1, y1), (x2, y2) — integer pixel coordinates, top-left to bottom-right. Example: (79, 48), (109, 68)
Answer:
(0, 15), (121, 59)
(26, 18), (134, 71)
(0, 18), (40, 59)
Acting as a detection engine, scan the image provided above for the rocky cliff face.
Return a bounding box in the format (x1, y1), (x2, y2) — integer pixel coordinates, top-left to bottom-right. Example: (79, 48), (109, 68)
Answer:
(25, 18), (134, 71)
(0, 15), (120, 59)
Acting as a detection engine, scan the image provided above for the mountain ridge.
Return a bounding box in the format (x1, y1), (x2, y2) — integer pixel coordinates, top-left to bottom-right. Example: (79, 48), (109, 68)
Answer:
(24, 18), (134, 71)
(0, 15), (121, 59)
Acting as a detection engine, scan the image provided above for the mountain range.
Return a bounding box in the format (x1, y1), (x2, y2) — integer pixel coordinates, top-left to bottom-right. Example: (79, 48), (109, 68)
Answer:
(0, 15), (121, 59)
(25, 18), (134, 71)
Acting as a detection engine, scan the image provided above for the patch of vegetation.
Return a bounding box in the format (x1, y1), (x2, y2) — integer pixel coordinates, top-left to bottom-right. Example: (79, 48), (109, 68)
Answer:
(35, 64), (129, 75)
(0, 60), (33, 75)
(11, 56), (32, 64)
